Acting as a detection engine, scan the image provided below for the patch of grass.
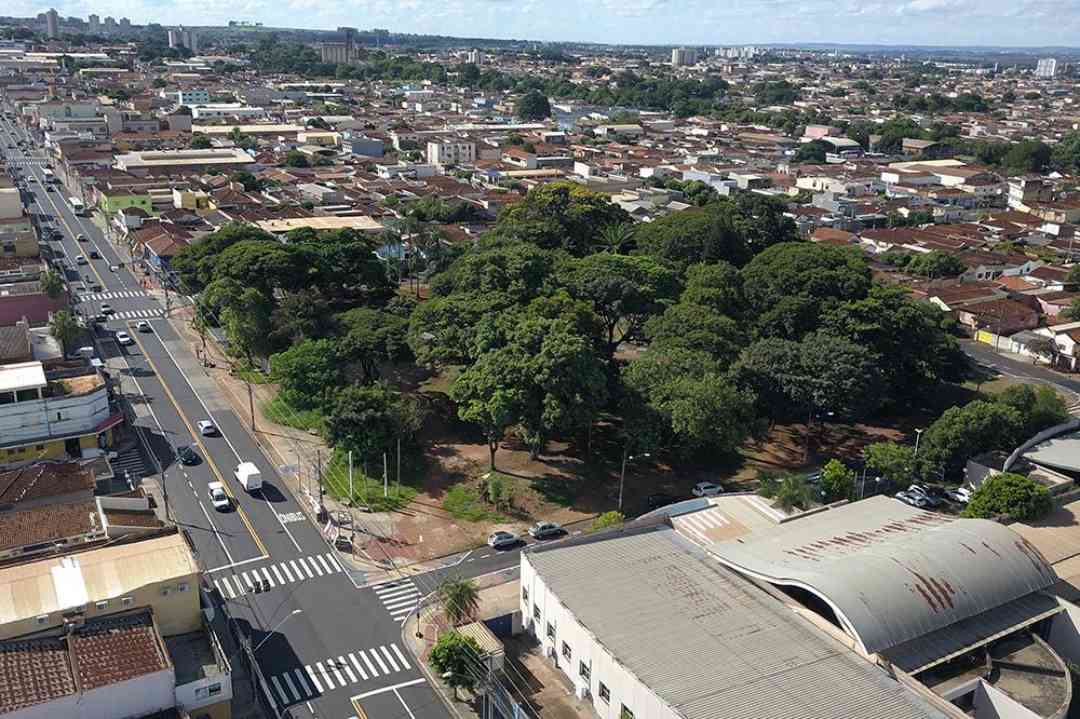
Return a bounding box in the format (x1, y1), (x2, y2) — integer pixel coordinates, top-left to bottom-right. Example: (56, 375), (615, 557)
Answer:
(263, 393), (325, 432)
(321, 448), (420, 513)
(235, 365), (271, 385)
(442, 484), (502, 522)
(530, 476), (582, 507)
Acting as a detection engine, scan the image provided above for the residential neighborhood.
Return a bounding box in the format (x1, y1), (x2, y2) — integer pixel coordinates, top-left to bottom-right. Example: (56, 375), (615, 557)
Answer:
(3, 9), (1080, 719)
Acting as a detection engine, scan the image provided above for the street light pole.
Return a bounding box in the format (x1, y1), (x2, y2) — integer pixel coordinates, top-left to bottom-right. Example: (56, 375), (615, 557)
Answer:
(914, 427), (924, 457)
(252, 609), (302, 654)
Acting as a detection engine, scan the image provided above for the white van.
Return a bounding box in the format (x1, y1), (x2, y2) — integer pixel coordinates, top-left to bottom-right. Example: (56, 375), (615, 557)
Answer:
(234, 462), (262, 492)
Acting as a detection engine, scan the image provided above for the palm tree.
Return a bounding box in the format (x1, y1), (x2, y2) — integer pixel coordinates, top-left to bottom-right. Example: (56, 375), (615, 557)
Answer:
(598, 222), (635, 254)
(758, 472), (814, 512)
(437, 576), (480, 626)
(49, 310), (80, 357)
(39, 270), (65, 300)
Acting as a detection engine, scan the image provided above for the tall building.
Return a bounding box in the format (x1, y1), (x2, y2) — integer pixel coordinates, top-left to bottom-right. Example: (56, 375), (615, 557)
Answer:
(671, 47), (699, 67)
(87, 13), (99, 32)
(45, 8), (59, 39)
(1036, 57), (1058, 79)
(103, 16), (117, 32)
(167, 28), (179, 48)
(119, 17), (131, 29)
(467, 48), (482, 65)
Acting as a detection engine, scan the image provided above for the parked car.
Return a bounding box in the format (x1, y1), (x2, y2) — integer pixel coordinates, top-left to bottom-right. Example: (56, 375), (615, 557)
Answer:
(177, 445), (199, 466)
(692, 482), (723, 498)
(946, 486), (974, 504)
(208, 482), (231, 511)
(75, 254), (87, 265)
(528, 522), (565, 540)
(644, 493), (679, 512)
(115, 331), (133, 346)
(76, 234), (87, 242)
(89, 250), (99, 259)
(100, 303), (113, 314)
(135, 320), (152, 333)
(197, 420), (218, 436)
(487, 531), (519, 549)
(895, 491), (929, 509)
(906, 484), (944, 508)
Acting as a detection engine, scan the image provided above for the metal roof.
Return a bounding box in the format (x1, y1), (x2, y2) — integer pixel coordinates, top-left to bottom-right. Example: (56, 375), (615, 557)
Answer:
(711, 496), (1058, 655)
(526, 528), (950, 719)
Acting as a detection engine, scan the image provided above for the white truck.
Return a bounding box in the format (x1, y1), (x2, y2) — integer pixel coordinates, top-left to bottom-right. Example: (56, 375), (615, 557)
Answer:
(234, 462), (263, 492)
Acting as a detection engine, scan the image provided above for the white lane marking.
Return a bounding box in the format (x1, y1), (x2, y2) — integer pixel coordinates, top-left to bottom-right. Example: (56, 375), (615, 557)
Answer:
(380, 645), (400, 673)
(293, 668), (311, 697)
(305, 665), (323, 693)
(272, 564), (286, 584)
(357, 649), (378, 677)
(318, 661), (336, 689)
(394, 687), (418, 719)
(271, 675), (288, 704)
(298, 557), (315, 578)
(339, 655), (357, 683)
(330, 660), (347, 686)
(348, 652), (368, 680)
(351, 678), (427, 701)
(390, 643), (410, 670)
(282, 672), (300, 701)
(310, 557), (325, 577)
(261, 567), (275, 587)
(288, 560), (303, 580)
(371, 647), (390, 675)
(326, 553), (342, 571)
(316, 555), (333, 574)
(279, 562), (294, 583)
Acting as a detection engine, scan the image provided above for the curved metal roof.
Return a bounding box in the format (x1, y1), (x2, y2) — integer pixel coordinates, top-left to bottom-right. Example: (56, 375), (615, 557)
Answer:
(712, 496), (1057, 655)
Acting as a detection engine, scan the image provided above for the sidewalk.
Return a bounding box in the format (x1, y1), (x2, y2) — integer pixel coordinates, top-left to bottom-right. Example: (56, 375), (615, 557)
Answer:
(164, 304), (403, 583)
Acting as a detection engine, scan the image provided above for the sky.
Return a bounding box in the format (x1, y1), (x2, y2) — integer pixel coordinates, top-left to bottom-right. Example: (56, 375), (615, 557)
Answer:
(15, 0), (1080, 48)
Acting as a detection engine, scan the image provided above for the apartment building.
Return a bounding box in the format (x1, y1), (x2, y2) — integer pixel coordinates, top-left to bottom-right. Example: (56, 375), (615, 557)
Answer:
(0, 361), (120, 466)
(427, 137), (476, 166)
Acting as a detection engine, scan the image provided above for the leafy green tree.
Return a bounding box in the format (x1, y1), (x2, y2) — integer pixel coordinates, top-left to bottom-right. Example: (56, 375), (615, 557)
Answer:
(565, 253), (680, 359)
(429, 239), (554, 302)
(918, 400), (1025, 478)
(794, 139), (829, 163)
(494, 182), (631, 256)
(40, 270), (64, 299)
(1051, 131), (1080, 173)
(269, 338), (342, 410)
(190, 132), (212, 149)
(221, 288), (274, 365)
(905, 251), (967, 278)
(49, 310), (80, 356)
(451, 350), (525, 470)
(429, 632), (483, 699)
(337, 308), (411, 383)
(172, 222), (278, 293)
(514, 89), (551, 120)
(644, 303), (744, 367)
(962, 472), (1051, 521)
(864, 442), (916, 487)
(1062, 299), (1080, 322)
(741, 243), (872, 332)
(1001, 140), (1051, 174)
(820, 458), (855, 502)
(995, 384), (1068, 438)
(325, 383), (401, 461)
(731, 337), (806, 422)
(759, 473), (813, 511)
(212, 240), (310, 295)
(436, 576), (480, 625)
(229, 171), (261, 192)
(679, 262), (745, 318)
(633, 202), (751, 269)
(284, 149), (310, 167)
(592, 511), (624, 530)
(598, 222), (635, 254)
(269, 289), (336, 346)
(408, 292), (512, 367)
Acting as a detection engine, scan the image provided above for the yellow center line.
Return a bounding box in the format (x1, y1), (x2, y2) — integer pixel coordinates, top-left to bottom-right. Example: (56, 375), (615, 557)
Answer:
(129, 330), (270, 559)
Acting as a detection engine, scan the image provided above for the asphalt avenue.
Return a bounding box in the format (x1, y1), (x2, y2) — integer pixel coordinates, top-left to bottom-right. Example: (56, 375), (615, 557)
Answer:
(0, 114), (479, 719)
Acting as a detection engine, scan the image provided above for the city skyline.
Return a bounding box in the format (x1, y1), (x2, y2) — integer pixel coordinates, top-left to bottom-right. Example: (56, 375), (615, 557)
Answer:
(9, 0), (1080, 48)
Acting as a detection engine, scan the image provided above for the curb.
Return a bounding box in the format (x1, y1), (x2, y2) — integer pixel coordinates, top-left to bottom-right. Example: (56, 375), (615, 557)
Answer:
(401, 611), (470, 719)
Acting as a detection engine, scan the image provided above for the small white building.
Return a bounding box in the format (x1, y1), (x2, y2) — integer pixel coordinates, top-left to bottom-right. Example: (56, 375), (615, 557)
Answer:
(426, 138), (476, 167)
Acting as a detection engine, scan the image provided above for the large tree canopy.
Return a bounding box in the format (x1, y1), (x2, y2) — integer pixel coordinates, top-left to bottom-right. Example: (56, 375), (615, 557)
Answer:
(494, 182), (631, 256)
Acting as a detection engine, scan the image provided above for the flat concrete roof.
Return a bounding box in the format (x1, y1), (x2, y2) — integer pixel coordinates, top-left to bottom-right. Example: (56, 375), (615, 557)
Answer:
(253, 216), (382, 233)
(0, 360), (46, 394)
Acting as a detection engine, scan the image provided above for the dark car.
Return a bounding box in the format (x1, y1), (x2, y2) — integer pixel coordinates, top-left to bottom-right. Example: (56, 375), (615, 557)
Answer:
(644, 493), (679, 512)
(177, 445), (199, 466)
(89, 250), (100, 259)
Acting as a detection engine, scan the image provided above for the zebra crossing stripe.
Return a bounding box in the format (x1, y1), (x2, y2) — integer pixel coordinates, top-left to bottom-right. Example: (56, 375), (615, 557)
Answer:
(279, 562), (294, 582)
(348, 653), (368, 680)
(338, 655), (357, 683)
(391, 643), (410, 670)
(289, 559), (303, 579)
(357, 649), (378, 677)
(292, 668), (311, 697)
(380, 645), (400, 673)
(317, 661), (335, 689)
(371, 648), (390, 675)
(282, 672), (300, 701)
(330, 660), (347, 686)
(305, 665), (323, 693)
(316, 555), (332, 574)
(310, 558), (324, 577)
(326, 553), (341, 571)
(271, 675), (287, 701)
(261, 567), (275, 587)
(298, 557), (314, 578)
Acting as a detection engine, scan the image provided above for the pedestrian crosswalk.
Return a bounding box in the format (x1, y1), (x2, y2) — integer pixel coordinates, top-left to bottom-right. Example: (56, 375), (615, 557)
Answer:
(79, 290), (150, 301)
(268, 643), (412, 705)
(113, 308), (164, 320)
(4, 158), (45, 166)
(213, 553), (343, 599)
(372, 578), (421, 623)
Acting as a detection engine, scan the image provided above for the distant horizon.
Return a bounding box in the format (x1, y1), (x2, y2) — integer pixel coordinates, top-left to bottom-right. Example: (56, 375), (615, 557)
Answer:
(10, 0), (1080, 51)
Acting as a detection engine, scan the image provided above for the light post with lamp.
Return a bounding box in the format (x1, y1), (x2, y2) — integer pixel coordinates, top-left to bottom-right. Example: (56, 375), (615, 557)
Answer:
(252, 609), (303, 654)
(913, 427), (925, 457)
(618, 446), (650, 513)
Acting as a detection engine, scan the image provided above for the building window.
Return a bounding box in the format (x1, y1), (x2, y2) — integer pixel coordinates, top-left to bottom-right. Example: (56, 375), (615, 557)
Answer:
(533, 605), (541, 622)
(579, 661), (590, 681)
(621, 705), (634, 719)
(522, 586), (528, 603)
(561, 641), (571, 662)
(35, 615), (49, 625)
(95, 600), (108, 610)
(177, 582), (189, 592)
(598, 683), (610, 703)
(121, 596), (133, 607)
(546, 622), (555, 640)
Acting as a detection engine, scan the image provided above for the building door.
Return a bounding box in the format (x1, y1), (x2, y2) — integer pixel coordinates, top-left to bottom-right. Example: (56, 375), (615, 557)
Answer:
(65, 437), (80, 457)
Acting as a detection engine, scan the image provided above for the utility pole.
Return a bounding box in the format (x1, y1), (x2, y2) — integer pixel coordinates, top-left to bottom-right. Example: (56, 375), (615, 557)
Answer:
(161, 464), (170, 521)
(316, 449), (323, 504)
(383, 453), (388, 498)
(396, 435), (401, 495)
(348, 450), (354, 504)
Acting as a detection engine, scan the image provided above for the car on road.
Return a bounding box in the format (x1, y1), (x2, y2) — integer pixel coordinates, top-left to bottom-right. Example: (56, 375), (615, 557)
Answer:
(177, 445), (199, 466)
(487, 531), (519, 549)
(91, 313), (106, 324)
(100, 303), (113, 314)
(135, 320), (152, 333)
(89, 250), (99, 259)
(644, 493), (679, 512)
(76, 234), (87, 242)
(692, 481), (723, 498)
(115, 331), (133, 346)
(946, 486), (974, 504)
(528, 521), (565, 540)
(197, 420), (219, 436)
(208, 482), (231, 511)
(895, 491), (929, 509)
(75, 254), (87, 265)
(46, 185), (54, 192)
